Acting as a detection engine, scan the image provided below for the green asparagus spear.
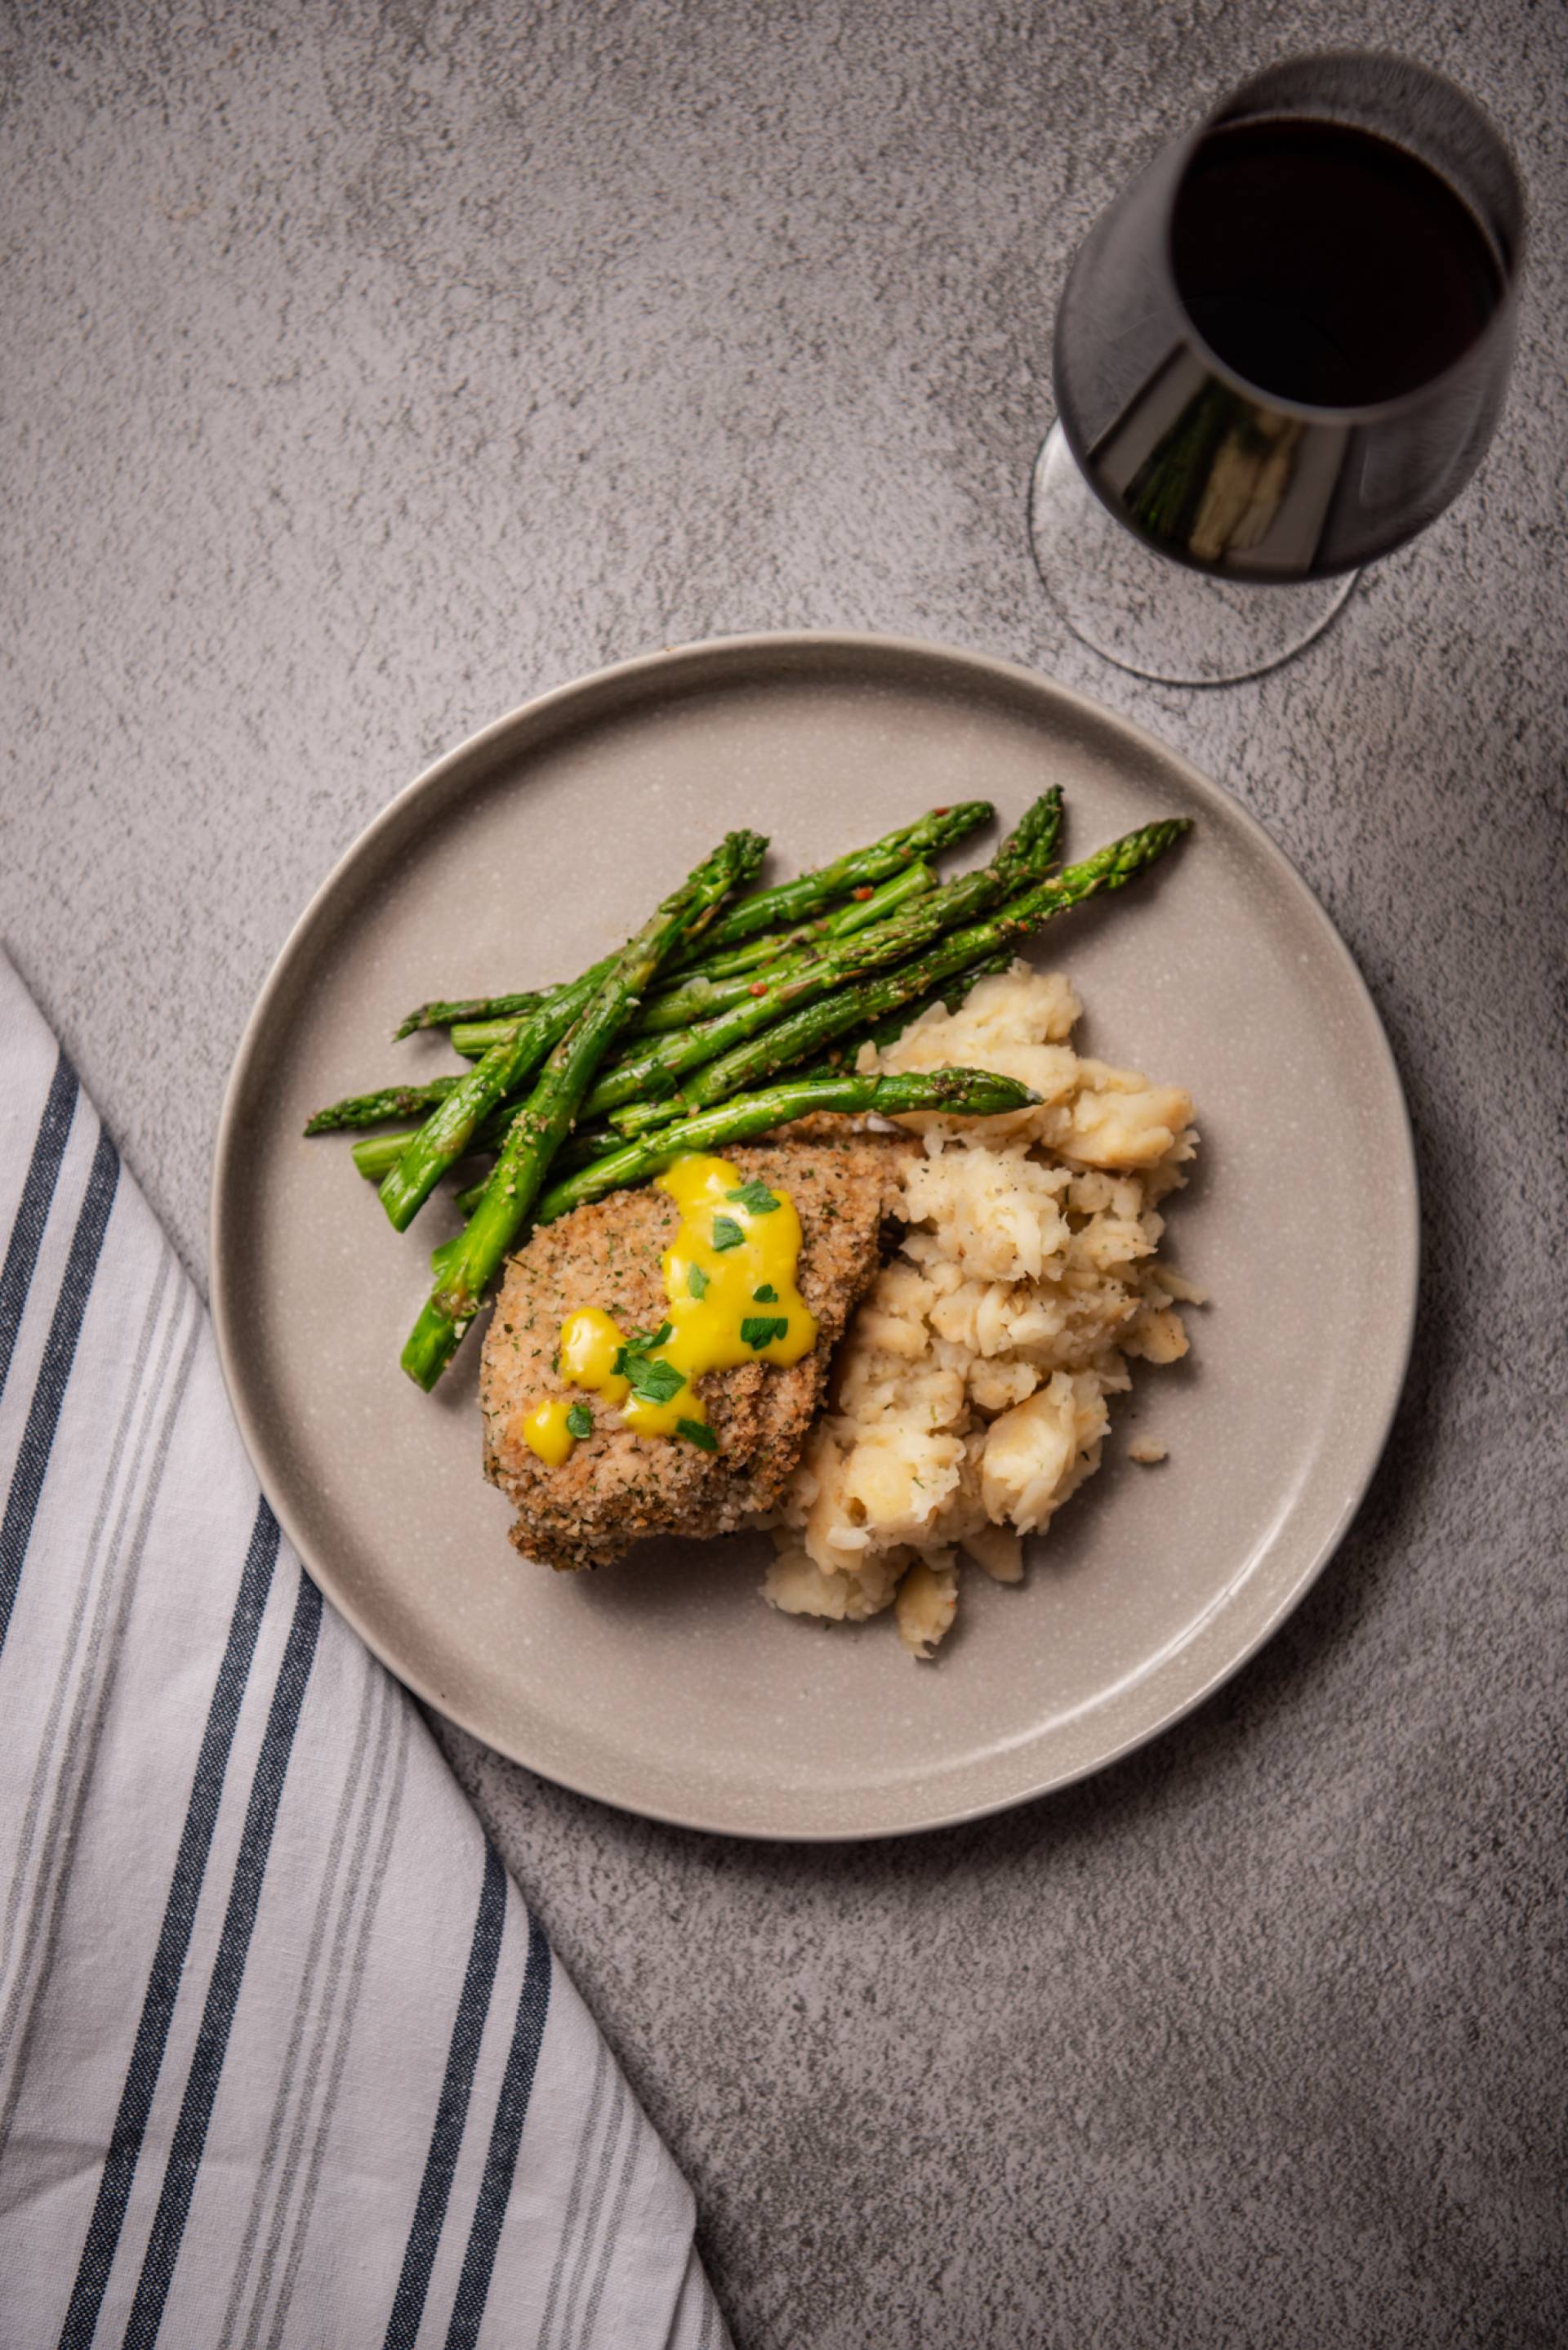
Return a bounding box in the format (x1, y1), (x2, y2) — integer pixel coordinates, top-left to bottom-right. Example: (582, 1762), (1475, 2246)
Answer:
(314, 1063), (577, 1141)
(628, 858), (938, 1033)
(401, 956), (635, 1052)
(609, 818), (1190, 1137)
(448, 1017), (545, 1060)
(821, 854), (941, 934)
(306, 1074), (469, 1135)
(394, 985), (555, 1042)
(991, 786), (1065, 890)
(353, 1126), (433, 1183)
(381, 831), (764, 1237)
(529, 1068), (1042, 1223)
(398, 836), (765, 1386)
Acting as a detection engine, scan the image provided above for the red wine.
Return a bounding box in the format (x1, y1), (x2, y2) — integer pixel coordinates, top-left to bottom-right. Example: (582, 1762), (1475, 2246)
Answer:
(1171, 116), (1503, 408)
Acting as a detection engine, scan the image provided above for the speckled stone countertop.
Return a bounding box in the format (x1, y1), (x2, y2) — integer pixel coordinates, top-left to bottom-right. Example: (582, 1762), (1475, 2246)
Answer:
(5, 4), (1564, 2343)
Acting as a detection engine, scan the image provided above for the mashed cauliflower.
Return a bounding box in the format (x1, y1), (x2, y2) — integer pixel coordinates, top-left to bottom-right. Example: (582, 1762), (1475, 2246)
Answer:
(760, 962), (1202, 1658)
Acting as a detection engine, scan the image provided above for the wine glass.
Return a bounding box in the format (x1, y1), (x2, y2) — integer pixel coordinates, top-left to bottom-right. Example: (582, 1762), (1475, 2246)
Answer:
(1030, 52), (1525, 685)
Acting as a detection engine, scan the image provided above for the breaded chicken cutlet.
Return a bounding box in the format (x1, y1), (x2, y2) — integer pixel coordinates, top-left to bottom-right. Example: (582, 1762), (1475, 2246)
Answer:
(480, 1124), (911, 1572)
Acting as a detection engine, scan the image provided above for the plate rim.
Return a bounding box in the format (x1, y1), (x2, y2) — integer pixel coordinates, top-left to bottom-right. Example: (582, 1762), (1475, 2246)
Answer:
(210, 628), (1420, 1841)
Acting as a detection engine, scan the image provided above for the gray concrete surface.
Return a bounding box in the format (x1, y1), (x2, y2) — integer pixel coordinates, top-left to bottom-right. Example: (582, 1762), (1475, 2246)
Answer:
(4, 3), (1565, 2343)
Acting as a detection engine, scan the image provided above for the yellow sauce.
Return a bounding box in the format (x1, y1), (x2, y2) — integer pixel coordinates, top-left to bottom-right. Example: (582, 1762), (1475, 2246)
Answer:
(644, 1153), (818, 1433)
(519, 1397), (577, 1467)
(559, 1307), (630, 1404)
(520, 1153), (817, 1461)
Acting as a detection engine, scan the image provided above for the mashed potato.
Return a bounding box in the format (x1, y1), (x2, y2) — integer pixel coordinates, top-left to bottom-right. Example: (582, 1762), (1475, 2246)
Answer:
(760, 962), (1201, 1657)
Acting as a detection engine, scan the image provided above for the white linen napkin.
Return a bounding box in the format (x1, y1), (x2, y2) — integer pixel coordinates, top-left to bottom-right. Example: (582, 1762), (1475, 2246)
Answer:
(0, 948), (728, 2350)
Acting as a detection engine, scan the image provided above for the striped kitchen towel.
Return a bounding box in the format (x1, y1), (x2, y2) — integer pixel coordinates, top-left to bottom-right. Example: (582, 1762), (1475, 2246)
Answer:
(0, 947), (729, 2350)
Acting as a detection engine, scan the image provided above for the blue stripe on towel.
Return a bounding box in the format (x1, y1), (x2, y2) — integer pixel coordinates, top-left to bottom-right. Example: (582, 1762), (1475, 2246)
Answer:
(0, 1123), (118, 1656)
(119, 1563), (323, 2350)
(56, 1496), (282, 2350)
(382, 1841), (510, 2350)
(444, 1909), (553, 2350)
(0, 1047), (78, 1407)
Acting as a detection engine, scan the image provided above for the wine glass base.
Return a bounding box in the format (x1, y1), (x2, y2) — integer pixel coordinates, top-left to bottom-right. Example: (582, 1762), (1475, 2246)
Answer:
(1029, 425), (1356, 685)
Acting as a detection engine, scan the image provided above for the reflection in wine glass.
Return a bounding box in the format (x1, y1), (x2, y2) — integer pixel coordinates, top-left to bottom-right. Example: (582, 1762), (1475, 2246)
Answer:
(1031, 53), (1524, 685)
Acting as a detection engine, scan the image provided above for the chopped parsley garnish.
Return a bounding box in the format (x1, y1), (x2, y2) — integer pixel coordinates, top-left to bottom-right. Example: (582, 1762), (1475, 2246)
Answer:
(565, 1402), (593, 1440)
(751, 1283), (778, 1304)
(725, 1178), (780, 1215)
(623, 1353), (686, 1407)
(710, 1215), (745, 1252)
(739, 1314), (790, 1351)
(612, 1321), (672, 1374)
(676, 1417), (718, 1452)
(688, 1264), (710, 1300)
(626, 1320), (672, 1349)
(608, 1319), (685, 1407)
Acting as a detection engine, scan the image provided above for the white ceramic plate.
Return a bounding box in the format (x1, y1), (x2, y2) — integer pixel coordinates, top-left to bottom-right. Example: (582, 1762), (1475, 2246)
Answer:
(212, 633), (1418, 1839)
